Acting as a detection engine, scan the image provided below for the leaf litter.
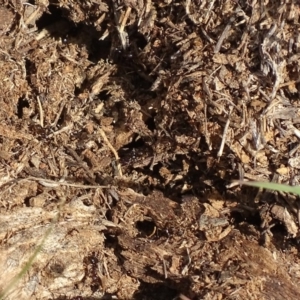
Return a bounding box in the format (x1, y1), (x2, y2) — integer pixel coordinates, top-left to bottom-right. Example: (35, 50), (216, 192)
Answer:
(1, 0), (300, 299)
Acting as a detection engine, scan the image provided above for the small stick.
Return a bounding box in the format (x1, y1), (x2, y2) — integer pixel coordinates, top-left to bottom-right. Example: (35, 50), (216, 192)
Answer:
(24, 5), (40, 25)
(149, 154), (156, 171)
(47, 124), (73, 138)
(26, 176), (116, 189)
(162, 258), (168, 279)
(98, 128), (123, 177)
(65, 146), (96, 184)
(120, 7), (131, 33)
(217, 106), (233, 158)
(214, 16), (234, 53)
(296, 200), (300, 227)
(37, 95), (44, 127)
(51, 100), (65, 128)
(279, 79), (300, 89)
(204, 103), (211, 150)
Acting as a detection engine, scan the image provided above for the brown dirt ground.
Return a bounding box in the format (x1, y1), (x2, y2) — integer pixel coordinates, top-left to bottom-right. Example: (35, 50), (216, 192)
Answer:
(1, 0), (300, 299)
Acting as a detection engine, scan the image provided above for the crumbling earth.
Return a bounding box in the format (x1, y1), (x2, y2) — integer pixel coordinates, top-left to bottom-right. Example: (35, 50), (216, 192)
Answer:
(1, 0), (300, 299)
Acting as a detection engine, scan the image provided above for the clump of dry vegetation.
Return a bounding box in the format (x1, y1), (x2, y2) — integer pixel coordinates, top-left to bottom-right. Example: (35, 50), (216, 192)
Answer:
(1, 0), (300, 299)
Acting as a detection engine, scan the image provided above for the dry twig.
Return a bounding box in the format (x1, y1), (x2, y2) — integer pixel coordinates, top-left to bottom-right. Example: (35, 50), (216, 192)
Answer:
(98, 128), (123, 177)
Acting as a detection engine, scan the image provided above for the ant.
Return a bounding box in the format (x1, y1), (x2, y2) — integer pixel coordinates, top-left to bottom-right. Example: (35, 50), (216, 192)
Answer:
(83, 251), (101, 293)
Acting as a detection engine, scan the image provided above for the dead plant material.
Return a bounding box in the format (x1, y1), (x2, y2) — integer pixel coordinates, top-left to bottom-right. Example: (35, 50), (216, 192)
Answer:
(1, 0), (300, 299)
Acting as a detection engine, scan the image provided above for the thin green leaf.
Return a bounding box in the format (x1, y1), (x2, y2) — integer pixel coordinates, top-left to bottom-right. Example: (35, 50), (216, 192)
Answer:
(240, 181), (300, 196)
(0, 224), (54, 300)
(0, 198), (65, 300)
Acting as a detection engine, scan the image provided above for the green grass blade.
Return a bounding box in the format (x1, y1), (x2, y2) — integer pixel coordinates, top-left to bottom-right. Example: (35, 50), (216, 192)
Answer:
(240, 181), (300, 196)
(0, 198), (64, 300)
(0, 224), (54, 299)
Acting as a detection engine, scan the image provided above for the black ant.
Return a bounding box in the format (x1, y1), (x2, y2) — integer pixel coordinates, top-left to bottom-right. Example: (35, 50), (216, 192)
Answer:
(83, 252), (101, 293)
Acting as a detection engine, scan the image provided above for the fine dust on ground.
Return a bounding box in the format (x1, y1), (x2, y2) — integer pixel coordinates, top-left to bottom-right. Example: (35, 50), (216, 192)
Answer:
(1, 1), (300, 299)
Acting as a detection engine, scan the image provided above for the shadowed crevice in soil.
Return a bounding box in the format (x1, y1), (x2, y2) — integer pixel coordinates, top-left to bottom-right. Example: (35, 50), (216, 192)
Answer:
(133, 281), (183, 300)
